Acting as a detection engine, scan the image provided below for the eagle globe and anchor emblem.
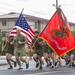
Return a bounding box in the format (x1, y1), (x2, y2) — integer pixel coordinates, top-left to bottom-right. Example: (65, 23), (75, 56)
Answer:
(51, 26), (69, 39)
(45, 25), (69, 50)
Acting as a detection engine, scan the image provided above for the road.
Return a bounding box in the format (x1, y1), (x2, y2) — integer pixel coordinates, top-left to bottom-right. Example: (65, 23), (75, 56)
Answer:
(0, 57), (75, 75)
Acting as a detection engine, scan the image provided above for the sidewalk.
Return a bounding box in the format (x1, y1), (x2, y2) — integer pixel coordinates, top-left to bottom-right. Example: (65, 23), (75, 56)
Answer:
(0, 56), (66, 66)
(0, 56), (15, 65)
(0, 56), (30, 65)
(0, 57), (7, 65)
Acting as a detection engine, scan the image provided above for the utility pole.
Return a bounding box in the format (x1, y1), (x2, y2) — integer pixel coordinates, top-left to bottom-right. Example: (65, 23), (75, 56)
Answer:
(52, 0), (60, 9)
(56, 0), (58, 9)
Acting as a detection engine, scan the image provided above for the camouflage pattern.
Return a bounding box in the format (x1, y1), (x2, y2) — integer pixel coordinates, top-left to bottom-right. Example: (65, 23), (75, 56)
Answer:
(14, 34), (26, 48)
(14, 47), (26, 56)
(14, 34), (26, 56)
(32, 38), (44, 57)
(43, 41), (54, 54)
(43, 44), (50, 54)
(2, 37), (14, 55)
(68, 49), (75, 56)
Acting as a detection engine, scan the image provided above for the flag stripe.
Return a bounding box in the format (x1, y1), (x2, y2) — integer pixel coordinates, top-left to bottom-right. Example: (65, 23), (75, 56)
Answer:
(21, 29), (33, 40)
(10, 26), (33, 44)
(28, 28), (35, 37)
(10, 12), (35, 44)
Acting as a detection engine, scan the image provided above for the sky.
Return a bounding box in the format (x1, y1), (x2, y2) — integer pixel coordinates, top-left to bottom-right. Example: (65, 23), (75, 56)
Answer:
(0, 0), (75, 22)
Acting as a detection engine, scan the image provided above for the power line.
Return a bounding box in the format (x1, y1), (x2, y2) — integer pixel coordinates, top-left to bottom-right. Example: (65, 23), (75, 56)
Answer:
(0, 1), (15, 7)
(0, 6), (15, 12)
(0, 1), (50, 16)
(0, 1), (22, 13)
(0, 11), (6, 14)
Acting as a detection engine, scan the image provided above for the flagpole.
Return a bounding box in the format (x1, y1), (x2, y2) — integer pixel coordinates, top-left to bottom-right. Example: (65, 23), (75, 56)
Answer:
(21, 8), (24, 14)
(56, 0), (58, 9)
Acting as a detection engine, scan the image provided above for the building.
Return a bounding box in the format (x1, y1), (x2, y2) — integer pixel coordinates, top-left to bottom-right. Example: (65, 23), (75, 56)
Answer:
(69, 22), (75, 31)
(0, 12), (48, 33)
(0, 12), (75, 33)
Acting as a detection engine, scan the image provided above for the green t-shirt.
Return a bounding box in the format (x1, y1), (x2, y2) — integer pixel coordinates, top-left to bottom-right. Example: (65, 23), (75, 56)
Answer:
(3, 37), (14, 50)
(32, 38), (43, 50)
(14, 34), (26, 48)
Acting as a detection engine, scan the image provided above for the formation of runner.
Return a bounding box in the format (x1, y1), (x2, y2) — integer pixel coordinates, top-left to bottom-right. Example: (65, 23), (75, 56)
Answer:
(1, 29), (75, 70)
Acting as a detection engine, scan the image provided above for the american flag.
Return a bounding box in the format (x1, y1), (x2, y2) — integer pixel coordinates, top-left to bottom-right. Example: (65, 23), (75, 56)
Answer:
(10, 13), (35, 45)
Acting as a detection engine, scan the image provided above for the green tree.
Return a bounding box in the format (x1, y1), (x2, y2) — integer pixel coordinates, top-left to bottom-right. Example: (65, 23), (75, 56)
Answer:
(71, 31), (75, 37)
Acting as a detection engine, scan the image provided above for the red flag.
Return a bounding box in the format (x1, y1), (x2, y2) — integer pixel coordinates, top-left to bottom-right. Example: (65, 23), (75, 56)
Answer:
(39, 8), (75, 56)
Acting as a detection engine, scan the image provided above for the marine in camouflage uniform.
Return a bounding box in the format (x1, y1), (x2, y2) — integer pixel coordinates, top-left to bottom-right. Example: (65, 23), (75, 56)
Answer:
(3, 37), (14, 55)
(14, 29), (29, 70)
(67, 49), (75, 68)
(32, 38), (44, 57)
(2, 32), (16, 69)
(32, 31), (44, 70)
(43, 41), (52, 67)
(14, 33), (26, 56)
(43, 41), (59, 69)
